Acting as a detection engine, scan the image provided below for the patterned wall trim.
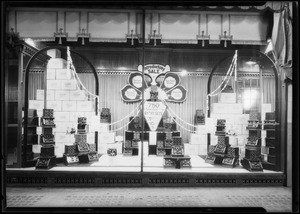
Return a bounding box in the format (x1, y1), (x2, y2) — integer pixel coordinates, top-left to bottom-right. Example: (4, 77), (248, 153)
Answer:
(148, 178), (190, 184)
(102, 178), (142, 184)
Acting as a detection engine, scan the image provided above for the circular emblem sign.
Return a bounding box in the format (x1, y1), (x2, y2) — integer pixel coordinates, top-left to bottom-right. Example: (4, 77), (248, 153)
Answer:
(132, 75), (143, 88)
(164, 76), (176, 88)
(125, 88), (138, 100)
(171, 88), (183, 100)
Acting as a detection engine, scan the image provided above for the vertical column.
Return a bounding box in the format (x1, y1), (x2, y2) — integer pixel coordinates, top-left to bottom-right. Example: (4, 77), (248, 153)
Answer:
(17, 46), (24, 167)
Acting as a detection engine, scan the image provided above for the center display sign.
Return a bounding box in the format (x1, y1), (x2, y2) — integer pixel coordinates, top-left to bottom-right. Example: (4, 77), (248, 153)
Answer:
(144, 101), (166, 131)
(120, 64), (187, 131)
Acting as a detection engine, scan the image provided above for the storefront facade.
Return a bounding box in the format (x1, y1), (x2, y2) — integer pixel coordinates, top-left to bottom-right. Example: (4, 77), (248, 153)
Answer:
(2, 1), (296, 187)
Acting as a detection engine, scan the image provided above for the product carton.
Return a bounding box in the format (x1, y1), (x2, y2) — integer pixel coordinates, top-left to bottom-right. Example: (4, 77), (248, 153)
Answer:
(69, 90), (86, 101)
(56, 68), (72, 80)
(77, 101), (93, 112)
(47, 80), (62, 90)
(36, 89), (55, 101)
(55, 90), (70, 101)
(47, 58), (67, 69)
(46, 68), (56, 80)
(47, 100), (62, 111)
(62, 101), (77, 112)
(54, 111), (70, 122)
(219, 93), (237, 103)
(99, 132), (115, 144)
(29, 100), (44, 110)
(61, 80), (77, 90)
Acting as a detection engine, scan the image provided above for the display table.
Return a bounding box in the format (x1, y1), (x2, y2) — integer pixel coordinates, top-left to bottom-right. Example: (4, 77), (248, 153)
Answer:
(163, 155), (191, 169)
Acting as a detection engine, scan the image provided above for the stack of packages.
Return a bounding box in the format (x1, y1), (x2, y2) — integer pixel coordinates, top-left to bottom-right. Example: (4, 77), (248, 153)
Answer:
(29, 53), (97, 160)
(163, 116), (176, 132)
(123, 131), (139, 156)
(36, 109), (56, 169)
(98, 108), (117, 155)
(100, 108), (111, 123)
(194, 109), (205, 125)
(22, 109), (39, 164)
(76, 117), (98, 163)
(157, 132), (173, 156)
(205, 119), (239, 167)
(185, 109), (207, 156)
(261, 112), (278, 170)
(164, 137), (191, 168)
(241, 111), (263, 171)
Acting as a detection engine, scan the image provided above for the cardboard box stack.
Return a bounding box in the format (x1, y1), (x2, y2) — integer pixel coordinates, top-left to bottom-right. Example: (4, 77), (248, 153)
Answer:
(36, 109), (56, 169)
(28, 56), (98, 160)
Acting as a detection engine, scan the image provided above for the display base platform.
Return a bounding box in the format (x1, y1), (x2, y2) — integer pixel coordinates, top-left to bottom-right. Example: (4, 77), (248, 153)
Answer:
(6, 155), (285, 187)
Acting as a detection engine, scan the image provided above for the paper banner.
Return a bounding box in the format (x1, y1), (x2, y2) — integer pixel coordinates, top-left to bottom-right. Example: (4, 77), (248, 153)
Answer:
(144, 101), (166, 131)
(120, 85), (142, 102)
(160, 72), (180, 91)
(166, 85), (188, 103)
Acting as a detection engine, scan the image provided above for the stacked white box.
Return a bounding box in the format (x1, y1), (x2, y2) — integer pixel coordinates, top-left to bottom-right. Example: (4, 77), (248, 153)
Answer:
(47, 49), (61, 58)
(196, 124), (207, 134)
(87, 132), (95, 144)
(46, 68), (56, 80)
(54, 112), (70, 122)
(141, 141), (149, 156)
(149, 131), (157, 145)
(61, 80), (77, 90)
(219, 93), (236, 103)
(98, 143), (108, 154)
(55, 90), (70, 101)
(69, 90), (86, 100)
(55, 68), (72, 80)
(36, 89), (55, 100)
(47, 101), (62, 111)
(184, 144), (200, 155)
(32, 145), (42, 153)
(226, 124), (243, 135)
(47, 58), (67, 69)
(84, 112), (96, 121)
(205, 117), (216, 134)
(55, 122), (75, 133)
(210, 135), (218, 145)
(229, 136), (239, 147)
(62, 101), (77, 112)
(69, 112), (85, 122)
(234, 114), (249, 125)
(29, 100), (44, 110)
(47, 80), (62, 90)
(212, 103), (243, 114)
(209, 113), (221, 120)
(99, 132), (115, 144)
(241, 125), (249, 135)
(189, 133), (207, 145)
(97, 123), (109, 133)
(199, 144), (208, 155)
(55, 144), (64, 157)
(77, 101), (93, 112)
(55, 133), (71, 143)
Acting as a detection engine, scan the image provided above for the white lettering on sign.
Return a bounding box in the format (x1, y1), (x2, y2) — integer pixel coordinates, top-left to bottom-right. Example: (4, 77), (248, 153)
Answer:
(164, 76), (176, 88)
(144, 101), (166, 131)
(125, 88), (137, 99)
(171, 88), (183, 100)
(132, 75), (143, 88)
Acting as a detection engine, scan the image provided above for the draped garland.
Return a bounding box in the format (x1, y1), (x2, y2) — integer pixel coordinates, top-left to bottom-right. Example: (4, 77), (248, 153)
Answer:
(28, 71), (275, 142)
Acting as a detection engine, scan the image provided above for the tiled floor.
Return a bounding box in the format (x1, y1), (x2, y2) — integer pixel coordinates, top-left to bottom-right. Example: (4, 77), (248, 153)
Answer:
(5, 187), (293, 212)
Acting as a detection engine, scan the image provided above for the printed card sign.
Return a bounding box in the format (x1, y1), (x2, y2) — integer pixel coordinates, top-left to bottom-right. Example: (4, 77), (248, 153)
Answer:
(144, 101), (166, 131)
